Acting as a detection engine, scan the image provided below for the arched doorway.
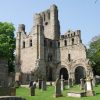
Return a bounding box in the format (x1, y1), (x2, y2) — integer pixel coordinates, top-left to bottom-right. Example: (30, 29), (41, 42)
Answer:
(48, 67), (52, 81)
(60, 68), (68, 80)
(46, 66), (52, 81)
(75, 66), (86, 84)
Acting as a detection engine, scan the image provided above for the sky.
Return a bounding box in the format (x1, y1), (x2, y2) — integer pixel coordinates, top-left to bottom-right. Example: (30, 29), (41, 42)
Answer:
(0, 0), (100, 46)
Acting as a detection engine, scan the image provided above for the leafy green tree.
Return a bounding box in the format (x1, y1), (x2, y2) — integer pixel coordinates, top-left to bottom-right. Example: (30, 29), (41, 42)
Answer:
(0, 22), (15, 72)
(87, 36), (100, 75)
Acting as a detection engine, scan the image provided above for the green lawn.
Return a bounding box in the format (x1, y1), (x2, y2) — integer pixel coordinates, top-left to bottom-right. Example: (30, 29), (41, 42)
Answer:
(16, 85), (100, 100)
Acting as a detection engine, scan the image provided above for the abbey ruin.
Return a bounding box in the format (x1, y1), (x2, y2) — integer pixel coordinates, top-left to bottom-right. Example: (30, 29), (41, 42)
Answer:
(15, 5), (93, 84)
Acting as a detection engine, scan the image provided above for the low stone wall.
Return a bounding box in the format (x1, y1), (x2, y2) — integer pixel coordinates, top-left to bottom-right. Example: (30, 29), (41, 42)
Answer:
(46, 82), (55, 86)
(0, 96), (26, 100)
(21, 85), (29, 88)
(0, 87), (16, 96)
(21, 81), (55, 88)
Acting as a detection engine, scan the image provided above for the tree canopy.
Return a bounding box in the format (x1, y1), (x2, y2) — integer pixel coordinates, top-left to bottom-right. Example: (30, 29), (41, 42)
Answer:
(87, 35), (100, 75)
(0, 22), (15, 72)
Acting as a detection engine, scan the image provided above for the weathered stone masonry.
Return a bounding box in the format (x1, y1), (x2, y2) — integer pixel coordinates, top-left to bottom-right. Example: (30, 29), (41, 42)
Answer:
(15, 5), (93, 84)
(0, 59), (8, 87)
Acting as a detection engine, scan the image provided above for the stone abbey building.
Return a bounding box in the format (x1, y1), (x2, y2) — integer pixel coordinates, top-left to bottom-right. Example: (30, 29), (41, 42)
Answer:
(15, 5), (93, 84)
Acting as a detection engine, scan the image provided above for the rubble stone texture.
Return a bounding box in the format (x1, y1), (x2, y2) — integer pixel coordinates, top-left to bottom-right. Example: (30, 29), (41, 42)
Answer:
(15, 5), (93, 84)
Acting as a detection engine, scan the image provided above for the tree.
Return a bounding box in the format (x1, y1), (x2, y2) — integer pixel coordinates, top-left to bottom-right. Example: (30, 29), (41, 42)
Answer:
(87, 35), (100, 75)
(0, 22), (15, 72)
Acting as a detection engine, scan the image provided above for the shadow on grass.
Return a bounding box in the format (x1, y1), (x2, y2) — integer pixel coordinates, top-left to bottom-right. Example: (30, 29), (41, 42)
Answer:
(95, 93), (100, 95)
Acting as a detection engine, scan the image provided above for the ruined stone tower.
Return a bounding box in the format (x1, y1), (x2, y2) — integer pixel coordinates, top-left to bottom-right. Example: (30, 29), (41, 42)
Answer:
(15, 5), (93, 84)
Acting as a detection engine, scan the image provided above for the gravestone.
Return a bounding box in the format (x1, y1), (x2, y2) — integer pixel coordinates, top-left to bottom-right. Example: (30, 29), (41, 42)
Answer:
(61, 75), (64, 91)
(41, 80), (46, 91)
(80, 78), (85, 90)
(68, 78), (73, 89)
(67, 79), (70, 89)
(33, 81), (36, 88)
(29, 80), (33, 88)
(38, 79), (42, 89)
(54, 78), (62, 98)
(85, 77), (95, 96)
(92, 77), (96, 87)
(95, 75), (100, 84)
(67, 91), (86, 97)
(30, 83), (36, 96)
(15, 81), (20, 88)
(15, 73), (21, 88)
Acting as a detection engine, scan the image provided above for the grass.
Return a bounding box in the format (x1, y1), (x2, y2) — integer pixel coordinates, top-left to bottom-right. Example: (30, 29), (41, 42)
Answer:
(16, 85), (100, 100)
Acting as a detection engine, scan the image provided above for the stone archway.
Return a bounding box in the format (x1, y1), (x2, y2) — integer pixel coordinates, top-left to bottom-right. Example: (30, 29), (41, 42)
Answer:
(75, 66), (86, 84)
(60, 68), (69, 80)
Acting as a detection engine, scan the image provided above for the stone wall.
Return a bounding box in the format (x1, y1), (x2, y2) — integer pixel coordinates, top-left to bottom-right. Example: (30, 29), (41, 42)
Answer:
(15, 5), (92, 84)
(0, 87), (16, 96)
(34, 4), (60, 40)
(0, 59), (8, 87)
(15, 5), (61, 83)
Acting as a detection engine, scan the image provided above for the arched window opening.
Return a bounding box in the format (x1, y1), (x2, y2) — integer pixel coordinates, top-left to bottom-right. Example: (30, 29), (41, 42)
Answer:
(49, 67), (52, 81)
(48, 12), (50, 19)
(75, 66), (86, 84)
(64, 40), (67, 46)
(60, 68), (69, 80)
(30, 39), (32, 47)
(44, 14), (45, 21)
(74, 32), (75, 36)
(42, 26), (44, 31)
(68, 54), (71, 61)
(72, 38), (74, 45)
(44, 39), (47, 46)
(45, 22), (48, 25)
(26, 74), (30, 82)
(48, 55), (52, 62)
(58, 42), (60, 47)
(71, 34), (73, 36)
(68, 34), (70, 37)
(23, 41), (25, 48)
(50, 41), (52, 47)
